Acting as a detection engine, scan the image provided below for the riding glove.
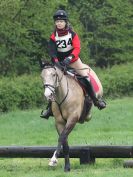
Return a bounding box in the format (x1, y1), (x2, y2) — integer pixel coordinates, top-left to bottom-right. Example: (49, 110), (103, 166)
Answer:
(63, 56), (73, 66)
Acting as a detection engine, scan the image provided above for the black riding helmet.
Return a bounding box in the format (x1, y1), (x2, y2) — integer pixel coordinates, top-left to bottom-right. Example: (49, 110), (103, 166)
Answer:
(53, 10), (68, 21)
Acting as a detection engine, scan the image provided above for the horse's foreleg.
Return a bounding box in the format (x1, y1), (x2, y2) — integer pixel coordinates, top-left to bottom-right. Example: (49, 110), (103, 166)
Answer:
(63, 140), (70, 172)
(58, 121), (76, 172)
(49, 120), (76, 171)
(49, 122), (65, 167)
(48, 150), (58, 166)
(49, 138), (62, 167)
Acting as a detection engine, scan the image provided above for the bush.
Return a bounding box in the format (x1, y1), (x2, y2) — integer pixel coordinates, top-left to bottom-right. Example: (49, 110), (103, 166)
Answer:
(97, 63), (133, 98)
(0, 75), (45, 112)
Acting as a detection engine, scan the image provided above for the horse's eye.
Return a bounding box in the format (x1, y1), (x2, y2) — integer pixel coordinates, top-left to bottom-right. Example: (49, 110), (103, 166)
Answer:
(53, 74), (56, 77)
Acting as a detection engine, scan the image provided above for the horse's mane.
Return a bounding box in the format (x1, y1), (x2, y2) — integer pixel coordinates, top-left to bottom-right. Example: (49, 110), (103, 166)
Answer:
(41, 60), (78, 77)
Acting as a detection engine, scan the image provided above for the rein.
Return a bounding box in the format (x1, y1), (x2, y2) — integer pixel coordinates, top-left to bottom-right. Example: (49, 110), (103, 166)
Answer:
(55, 75), (69, 119)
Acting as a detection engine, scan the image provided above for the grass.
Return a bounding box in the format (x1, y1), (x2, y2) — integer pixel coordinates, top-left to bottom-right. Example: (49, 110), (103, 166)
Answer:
(0, 97), (133, 176)
(0, 158), (133, 177)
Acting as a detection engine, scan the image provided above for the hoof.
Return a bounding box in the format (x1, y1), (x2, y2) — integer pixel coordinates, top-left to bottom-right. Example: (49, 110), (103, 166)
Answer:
(64, 168), (70, 172)
(64, 165), (70, 172)
(49, 159), (58, 167)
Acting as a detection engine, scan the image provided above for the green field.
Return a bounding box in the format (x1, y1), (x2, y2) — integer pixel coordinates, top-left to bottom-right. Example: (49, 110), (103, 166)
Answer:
(0, 97), (133, 177)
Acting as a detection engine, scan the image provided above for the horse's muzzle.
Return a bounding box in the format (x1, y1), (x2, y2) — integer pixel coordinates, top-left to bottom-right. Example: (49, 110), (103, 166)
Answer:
(44, 88), (55, 101)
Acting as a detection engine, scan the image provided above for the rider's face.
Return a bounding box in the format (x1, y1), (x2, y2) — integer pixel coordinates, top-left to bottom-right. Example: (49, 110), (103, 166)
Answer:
(55, 20), (66, 29)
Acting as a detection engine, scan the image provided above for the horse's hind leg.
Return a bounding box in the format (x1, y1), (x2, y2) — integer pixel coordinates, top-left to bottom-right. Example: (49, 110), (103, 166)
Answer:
(85, 98), (93, 122)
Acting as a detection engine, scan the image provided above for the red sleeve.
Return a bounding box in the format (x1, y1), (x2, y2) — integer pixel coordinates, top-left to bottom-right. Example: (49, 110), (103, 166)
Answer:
(50, 33), (55, 41)
(71, 34), (81, 62)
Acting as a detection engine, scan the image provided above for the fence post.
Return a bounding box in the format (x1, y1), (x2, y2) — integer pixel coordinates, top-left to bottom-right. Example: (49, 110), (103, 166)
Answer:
(79, 148), (95, 164)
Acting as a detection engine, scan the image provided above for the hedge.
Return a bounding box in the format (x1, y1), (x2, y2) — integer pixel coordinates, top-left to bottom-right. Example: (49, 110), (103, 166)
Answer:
(98, 63), (133, 98)
(0, 75), (44, 112)
(0, 63), (133, 112)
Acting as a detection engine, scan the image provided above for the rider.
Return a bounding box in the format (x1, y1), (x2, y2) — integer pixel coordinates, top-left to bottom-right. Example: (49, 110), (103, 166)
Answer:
(41, 10), (106, 119)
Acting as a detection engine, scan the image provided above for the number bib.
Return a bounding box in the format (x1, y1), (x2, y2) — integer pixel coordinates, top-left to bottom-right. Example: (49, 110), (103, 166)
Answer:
(55, 32), (73, 52)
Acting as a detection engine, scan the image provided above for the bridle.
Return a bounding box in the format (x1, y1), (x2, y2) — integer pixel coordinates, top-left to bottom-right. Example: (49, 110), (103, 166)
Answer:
(43, 65), (57, 97)
(43, 84), (55, 92)
(42, 65), (69, 120)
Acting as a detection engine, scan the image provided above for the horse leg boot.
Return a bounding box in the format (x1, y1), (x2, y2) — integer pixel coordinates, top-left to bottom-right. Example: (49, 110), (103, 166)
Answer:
(81, 77), (106, 110)
(40, 101), (53, 119)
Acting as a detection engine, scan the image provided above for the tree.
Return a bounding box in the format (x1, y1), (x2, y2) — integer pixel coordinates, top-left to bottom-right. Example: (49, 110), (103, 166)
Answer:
(0, 0), (67, 76)
(68, 0), (133, 67)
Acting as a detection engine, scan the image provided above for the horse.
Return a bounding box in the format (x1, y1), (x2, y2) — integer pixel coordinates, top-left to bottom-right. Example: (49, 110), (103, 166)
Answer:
(41, 62), (103, 172)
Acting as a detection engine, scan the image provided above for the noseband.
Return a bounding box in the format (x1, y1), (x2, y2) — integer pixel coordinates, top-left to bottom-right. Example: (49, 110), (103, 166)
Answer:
(43, 84), (55, 95)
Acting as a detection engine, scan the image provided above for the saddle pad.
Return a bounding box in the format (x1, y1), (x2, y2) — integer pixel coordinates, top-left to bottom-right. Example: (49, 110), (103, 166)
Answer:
(89, 74), (99, 93)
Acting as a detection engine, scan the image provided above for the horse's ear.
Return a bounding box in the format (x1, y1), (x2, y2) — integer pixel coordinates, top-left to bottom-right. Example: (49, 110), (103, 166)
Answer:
(38, 59), (45, 69)
(39, 59), (51, 69)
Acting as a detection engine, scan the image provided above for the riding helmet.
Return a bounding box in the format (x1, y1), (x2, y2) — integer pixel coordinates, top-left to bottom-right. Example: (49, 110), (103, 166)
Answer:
(53, 10), (68, 21)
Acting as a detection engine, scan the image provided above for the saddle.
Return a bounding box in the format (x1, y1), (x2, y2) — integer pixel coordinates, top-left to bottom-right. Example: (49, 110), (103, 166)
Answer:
(66, 67), (88, 94)
(56, 63), (91, 94)
(66, 68), (93, 124)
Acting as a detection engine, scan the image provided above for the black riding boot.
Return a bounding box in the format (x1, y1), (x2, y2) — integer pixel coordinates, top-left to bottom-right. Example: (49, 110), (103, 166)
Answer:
(82, 77), (106, 110)
(40, 101), (53, 119)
